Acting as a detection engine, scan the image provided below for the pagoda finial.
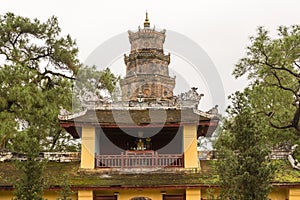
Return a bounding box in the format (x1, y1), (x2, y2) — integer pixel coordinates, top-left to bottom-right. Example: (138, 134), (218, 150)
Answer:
(144, 11), (150, 28)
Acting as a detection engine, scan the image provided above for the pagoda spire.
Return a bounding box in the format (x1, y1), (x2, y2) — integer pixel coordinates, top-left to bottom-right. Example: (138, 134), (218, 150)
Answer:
(144, 11), (150, 28)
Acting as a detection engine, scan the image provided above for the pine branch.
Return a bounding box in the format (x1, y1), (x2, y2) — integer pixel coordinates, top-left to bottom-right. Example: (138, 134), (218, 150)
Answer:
(269, 70), (297, 95)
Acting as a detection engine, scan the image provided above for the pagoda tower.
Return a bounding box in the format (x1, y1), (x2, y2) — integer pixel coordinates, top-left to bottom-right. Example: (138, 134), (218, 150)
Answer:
(120, 12), (175, 101)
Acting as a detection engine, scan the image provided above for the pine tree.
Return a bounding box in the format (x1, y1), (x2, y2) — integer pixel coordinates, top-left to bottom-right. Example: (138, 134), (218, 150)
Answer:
(215, 92), (275, 200)
(0, 13), (120, 199)
(0, 13), (79, 199)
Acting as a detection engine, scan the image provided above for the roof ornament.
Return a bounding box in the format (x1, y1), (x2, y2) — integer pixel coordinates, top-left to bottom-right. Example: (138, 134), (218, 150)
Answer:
(144, 11), (150, 28)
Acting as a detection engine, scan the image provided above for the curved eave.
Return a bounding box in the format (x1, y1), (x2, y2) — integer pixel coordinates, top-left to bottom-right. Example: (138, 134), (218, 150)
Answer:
(59, 108), (220, 138)
(60, 120), (219, 139)
(272, 182), (300, 188)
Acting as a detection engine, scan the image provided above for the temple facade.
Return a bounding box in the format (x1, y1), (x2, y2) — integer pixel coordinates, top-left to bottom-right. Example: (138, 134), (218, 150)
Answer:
(57, 13), (220, 200)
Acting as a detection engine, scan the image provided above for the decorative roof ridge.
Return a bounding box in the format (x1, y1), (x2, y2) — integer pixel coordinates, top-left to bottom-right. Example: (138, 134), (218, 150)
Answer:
(193, 107), (220, 119)
(128, 28), (166, 36)
(58, 108), (87, 121)
(58, 106), (218, 122)
(58, 89), (216, 121)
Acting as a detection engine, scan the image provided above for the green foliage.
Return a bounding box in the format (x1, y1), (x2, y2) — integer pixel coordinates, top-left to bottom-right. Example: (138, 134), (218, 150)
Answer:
(0, 12), (120, 199)
(205, 187), (219, 200)
(231, 25), (300, 158)
(56, 174), (74, 200)
(216, 25), (300, 197)
(0, 12), (80, 199)
(233, 25), (300, 133)
(0, 12), (80, 152)
(72, 66), (120, 112)
(215, 92), (276, 200)
(13, 129), (45, 200)
(98, 68), (120, 95)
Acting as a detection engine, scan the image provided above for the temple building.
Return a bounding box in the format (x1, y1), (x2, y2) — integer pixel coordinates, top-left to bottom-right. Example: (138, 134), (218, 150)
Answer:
(1, 13), (300, 200)
(57, 13), (220, 200)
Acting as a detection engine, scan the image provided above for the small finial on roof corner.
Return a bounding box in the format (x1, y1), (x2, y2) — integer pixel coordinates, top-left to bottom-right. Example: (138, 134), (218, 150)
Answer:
(144, 11), (150, 28)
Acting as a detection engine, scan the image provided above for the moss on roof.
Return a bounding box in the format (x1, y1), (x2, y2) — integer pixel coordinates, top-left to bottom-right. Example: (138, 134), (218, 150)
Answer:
(273, 160), (300, 183)
(1, 159), (300, 189)
(0, 161), (218, 188)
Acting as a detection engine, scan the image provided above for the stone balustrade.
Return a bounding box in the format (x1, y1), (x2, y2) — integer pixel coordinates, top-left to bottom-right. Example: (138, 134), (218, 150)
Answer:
(0, 151), (80, 162)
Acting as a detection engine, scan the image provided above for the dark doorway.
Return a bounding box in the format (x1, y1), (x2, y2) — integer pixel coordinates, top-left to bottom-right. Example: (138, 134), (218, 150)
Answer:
(94, 196), (117, 200)
(130, 197), (152, 200)
(163, 194), (185, 200)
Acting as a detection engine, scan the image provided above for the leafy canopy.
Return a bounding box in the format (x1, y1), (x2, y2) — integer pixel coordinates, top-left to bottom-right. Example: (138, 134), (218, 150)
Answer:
(233, 25), (300, 133)
(0, 12), (80, 152)
(215, 25), (300, 200)
(0, 12), (83, 199)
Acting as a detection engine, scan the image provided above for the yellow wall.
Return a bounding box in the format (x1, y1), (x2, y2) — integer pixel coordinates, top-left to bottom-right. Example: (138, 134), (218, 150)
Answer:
(0, 190), (78, 200)
(78, 190), (93, 200)
(268, 188), (288, 200)
(185, 188), (200, 200)
(0, 191), (13, 200)
(200, 188), (289, 200)
(81, 126), (95, 169)
(289, 188), (300, 200)
(183, 125), (199, 168)
(0, 188), (297, 200)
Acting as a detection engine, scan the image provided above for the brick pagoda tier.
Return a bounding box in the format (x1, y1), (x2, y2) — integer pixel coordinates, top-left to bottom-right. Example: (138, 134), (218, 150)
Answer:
(120, 12), (175, 101)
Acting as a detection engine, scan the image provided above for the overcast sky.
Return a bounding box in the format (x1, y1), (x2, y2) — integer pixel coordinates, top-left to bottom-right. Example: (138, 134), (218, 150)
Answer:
(2, 0), (300, 112)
